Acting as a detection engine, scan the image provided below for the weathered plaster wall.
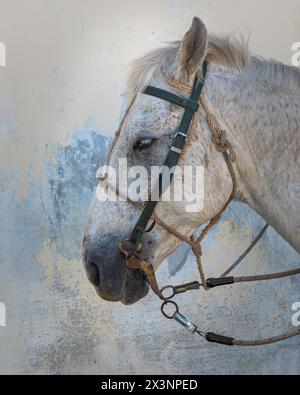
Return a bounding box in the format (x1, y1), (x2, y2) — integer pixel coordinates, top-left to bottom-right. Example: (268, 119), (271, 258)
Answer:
(0, 0), (299, 374)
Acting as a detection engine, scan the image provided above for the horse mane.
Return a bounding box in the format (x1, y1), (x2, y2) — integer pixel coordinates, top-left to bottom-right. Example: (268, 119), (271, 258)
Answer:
(127, 34), (300, 100)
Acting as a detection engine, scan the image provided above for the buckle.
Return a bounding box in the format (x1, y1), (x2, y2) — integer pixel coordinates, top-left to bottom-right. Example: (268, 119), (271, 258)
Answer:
(175, 131), (188, 139)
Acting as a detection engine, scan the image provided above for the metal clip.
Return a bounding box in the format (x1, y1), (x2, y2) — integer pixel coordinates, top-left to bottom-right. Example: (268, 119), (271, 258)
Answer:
(160, 281), (201, 300)
(161, 301), (197, 333)
(173, 312), (198, 334)
(161, 301), (207, 338)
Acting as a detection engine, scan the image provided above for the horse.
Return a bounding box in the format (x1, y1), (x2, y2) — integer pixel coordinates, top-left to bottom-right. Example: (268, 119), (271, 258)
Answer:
(82, 17), (300, 306)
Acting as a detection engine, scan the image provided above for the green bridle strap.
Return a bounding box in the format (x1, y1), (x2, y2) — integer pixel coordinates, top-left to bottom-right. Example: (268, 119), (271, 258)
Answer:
(129, 62), (208, 251)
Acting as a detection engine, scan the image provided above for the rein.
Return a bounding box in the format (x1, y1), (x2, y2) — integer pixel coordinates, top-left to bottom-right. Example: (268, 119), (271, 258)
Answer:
(111, 62), (300, 346)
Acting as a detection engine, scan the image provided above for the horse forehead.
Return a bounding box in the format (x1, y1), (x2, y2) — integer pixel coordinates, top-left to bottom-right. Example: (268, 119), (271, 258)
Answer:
(132, 93), (169, 120)
(125, 97), (179, 138)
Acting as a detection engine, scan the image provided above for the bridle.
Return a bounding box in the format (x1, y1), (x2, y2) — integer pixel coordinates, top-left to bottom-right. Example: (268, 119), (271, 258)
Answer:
(106, 61), (300, 346)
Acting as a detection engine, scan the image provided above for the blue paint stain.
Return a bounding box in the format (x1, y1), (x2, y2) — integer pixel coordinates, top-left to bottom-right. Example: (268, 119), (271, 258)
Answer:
(56, 106), (65, 114)
(148, 33), (157, 46)
(45, 128), (111, 259)
(0, 97), (18, 143)
(0, 121), (299, 373)
(51, 67), (60, 80)
(168, 0), (176, 9)
(0, 125), (111, 268)
(106, 44), (115, 54)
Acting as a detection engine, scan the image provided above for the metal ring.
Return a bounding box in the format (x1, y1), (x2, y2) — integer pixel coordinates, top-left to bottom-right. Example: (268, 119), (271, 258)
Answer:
(160, 285), (175, 301)
(161, 301), (179, 320)
(120, 239), (143, 256)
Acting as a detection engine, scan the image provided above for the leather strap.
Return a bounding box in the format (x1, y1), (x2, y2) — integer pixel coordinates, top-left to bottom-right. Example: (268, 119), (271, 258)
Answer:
(129, 62), (208, 249)
(144, 86), (199, 112)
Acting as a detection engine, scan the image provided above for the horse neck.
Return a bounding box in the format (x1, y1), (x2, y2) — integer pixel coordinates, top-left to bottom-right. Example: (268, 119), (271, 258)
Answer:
(206, 62), (300, 241)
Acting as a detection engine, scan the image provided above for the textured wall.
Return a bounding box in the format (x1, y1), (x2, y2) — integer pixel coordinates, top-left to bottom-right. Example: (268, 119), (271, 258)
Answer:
(0, 0), (299, 374)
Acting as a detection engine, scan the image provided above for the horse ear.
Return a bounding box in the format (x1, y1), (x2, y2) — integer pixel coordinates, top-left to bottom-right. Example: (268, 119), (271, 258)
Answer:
(173, 17), (208, 83)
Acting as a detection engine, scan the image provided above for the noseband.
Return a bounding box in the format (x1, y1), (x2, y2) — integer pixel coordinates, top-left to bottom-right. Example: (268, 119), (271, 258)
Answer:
(115, 62), (300, 346)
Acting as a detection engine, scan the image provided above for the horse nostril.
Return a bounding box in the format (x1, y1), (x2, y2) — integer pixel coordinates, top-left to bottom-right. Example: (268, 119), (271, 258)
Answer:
(86, 262), (100, 287)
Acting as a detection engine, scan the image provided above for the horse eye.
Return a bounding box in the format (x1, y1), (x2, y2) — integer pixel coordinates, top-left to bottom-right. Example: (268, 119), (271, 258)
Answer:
(133, 138), (156, 151)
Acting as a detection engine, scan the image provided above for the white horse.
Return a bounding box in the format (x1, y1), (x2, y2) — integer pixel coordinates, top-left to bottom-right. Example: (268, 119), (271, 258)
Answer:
(83, 17), (300, 304)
